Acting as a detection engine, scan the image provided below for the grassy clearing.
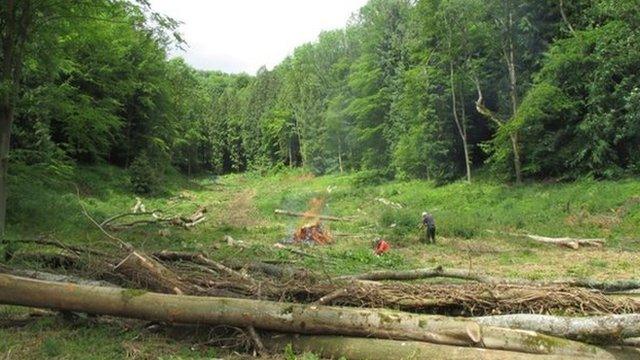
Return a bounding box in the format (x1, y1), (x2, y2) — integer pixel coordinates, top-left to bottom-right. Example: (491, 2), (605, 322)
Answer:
(2, 165), (640, 358)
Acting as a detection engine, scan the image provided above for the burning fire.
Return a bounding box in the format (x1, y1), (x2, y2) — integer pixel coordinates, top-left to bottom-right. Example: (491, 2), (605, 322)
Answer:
(292, 221), (333, 245)
(288, 197), (333, 245)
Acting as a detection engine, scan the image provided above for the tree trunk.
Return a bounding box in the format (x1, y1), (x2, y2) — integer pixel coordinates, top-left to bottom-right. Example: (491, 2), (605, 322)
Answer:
(510, 132), (523, 184)
(505, 6), (523, 184)
(475, 314), (640, 345)
(0, 0), (16, 238)
(265, 335), (628, 360)
(0, 273), (610, 357)
(459, 82), (472, 183)
(338, 140), (344, 174)
(449, 56), (471, 183)
(0, 105), (12, 237)
(559, 0), (576, 34)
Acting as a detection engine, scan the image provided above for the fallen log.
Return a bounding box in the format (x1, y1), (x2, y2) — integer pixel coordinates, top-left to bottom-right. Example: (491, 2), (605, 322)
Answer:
(497, 231), (605, 250)
(340, 265), (640, 293)
(0, 273), (608, 357)
(522, 234), (605, 250)
(474, 314), (640, 345)
(274, 209), (350, 222)
(340, 266), (498, 283)
(265, 335), (640, 360)
(559, 279), (640, 293)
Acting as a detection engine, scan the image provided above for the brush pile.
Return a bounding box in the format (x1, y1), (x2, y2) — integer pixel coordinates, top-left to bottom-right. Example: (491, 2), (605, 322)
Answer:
(2, 237), (640, 359)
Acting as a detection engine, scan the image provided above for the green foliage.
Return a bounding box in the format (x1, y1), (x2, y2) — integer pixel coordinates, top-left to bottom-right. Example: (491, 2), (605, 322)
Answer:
(6, 0), (640, 200)
(517, 17), (640, 179)
(129, 153), (160, 194)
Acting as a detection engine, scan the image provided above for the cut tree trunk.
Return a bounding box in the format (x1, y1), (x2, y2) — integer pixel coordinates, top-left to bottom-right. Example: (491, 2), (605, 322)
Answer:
(475, 314), (640, 345)
(0, 273), (610, 357)
(265, 335), (639, 360)
(274, 209), (350, 222)
(518, 234), (605, 250)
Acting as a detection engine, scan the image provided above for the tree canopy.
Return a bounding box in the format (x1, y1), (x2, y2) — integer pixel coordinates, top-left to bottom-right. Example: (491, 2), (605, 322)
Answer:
(4, 0), (640, 192)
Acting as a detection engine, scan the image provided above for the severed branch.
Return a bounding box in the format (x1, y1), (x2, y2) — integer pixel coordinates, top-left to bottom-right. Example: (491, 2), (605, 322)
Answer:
(75, 184), (131, 250)
(114, 251), (187, 295)
(246, 325), (267, 355)
(314, 288), (349, 305)
(103, 205), (207, 230)
(274, 209), (351, 222)
(100, 211), (164, 228)
(153, 251), (258, 286)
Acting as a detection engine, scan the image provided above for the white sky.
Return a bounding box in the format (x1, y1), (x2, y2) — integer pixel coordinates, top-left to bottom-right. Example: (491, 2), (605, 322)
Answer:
(148, 0), (368, 74)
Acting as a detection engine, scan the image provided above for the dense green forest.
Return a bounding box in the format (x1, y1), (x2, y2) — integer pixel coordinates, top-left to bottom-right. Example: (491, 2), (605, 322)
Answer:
(3, 0), (640, 208)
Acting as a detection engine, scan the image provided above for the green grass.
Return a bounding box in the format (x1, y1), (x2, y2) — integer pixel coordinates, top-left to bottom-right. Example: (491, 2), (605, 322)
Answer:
(2, 164), (640, 358)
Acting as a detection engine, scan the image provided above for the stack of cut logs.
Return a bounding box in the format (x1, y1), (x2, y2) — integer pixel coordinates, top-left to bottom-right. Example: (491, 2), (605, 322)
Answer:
(2, 239), (640, 359)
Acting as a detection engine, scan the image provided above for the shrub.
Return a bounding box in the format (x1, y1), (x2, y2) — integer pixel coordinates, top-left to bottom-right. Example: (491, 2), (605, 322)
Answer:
(129, 153), (160, 194)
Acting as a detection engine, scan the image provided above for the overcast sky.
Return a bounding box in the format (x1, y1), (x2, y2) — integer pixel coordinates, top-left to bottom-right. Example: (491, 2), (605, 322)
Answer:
(148, 0), (368, 74)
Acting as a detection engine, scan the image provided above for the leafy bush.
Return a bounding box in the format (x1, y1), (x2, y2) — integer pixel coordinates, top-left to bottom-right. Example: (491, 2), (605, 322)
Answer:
(129, 153), (160, 194)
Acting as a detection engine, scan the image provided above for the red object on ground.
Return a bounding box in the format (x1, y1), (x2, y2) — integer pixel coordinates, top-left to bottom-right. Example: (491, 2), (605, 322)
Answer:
(374, 239), (390, 255)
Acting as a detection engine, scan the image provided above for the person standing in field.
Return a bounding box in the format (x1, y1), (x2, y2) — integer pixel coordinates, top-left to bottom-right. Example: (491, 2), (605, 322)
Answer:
(421, 212), (436, 244)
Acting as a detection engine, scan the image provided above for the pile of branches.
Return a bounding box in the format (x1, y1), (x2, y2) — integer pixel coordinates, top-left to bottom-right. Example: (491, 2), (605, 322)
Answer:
(2, 238), (640, 359)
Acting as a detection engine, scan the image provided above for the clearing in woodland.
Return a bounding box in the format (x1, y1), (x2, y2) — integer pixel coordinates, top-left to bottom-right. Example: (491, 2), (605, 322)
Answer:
(1, 166), (640, 359)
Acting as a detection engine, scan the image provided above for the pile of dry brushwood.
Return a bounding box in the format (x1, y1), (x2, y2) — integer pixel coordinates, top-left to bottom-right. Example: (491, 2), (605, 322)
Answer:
(2, 238), (640, 359)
